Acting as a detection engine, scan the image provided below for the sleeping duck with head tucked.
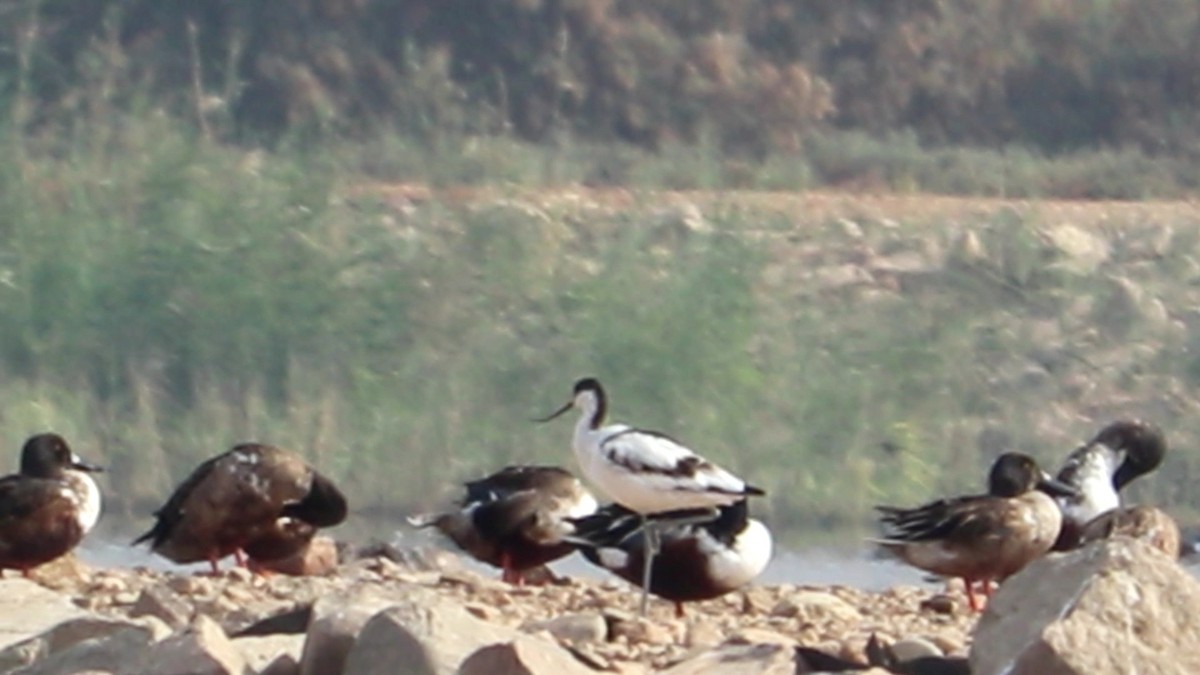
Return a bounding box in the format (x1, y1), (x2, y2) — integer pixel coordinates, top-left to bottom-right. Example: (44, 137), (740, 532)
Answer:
(134, 442), (347, 574)
(873, 452), (1077, 611)
(0, 433), (103, 576)
(1049, 419), (1171, 553)
(409, 464), (598, 584)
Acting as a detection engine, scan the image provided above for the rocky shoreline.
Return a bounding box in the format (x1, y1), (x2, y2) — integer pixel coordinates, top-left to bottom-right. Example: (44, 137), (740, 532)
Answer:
(3, 537), (1198, 674)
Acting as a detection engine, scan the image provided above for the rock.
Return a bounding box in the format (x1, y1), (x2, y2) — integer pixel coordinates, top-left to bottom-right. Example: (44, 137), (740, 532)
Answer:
(889, 636), (944, 661)
(1043, 223), (1110, 274)
(234, 634), (304, 675)
(254, 536), (339, 576)
(340, 596), (522, 675)
(771, 591), (860, 624)
(728, 628), (795, 647)
(658, 644), (794, 675)
(12, 626), (152, 675)
(457, 634), (597, 675)
(122, 615), (246, 675)
(0, 579), (94, 653)
(298, 586), (419, 675)
(970, 538), (1200, 674)
(684, 621), (722, 649)
(918, 594), (956, 615)
(0, 615), (158, 670)
(607, 616), (673, 645)
(521, 612), (607, 643)
(130, 586), (193, 629)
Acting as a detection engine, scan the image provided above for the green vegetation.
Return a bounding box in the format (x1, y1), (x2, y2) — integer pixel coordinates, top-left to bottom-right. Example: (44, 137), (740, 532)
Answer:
(3, 111), (1200, 537)
(3, 1), (1200, 541)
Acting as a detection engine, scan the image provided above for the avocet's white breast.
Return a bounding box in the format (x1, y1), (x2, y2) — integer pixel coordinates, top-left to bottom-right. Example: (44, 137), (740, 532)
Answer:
(64, 471), (102, 534)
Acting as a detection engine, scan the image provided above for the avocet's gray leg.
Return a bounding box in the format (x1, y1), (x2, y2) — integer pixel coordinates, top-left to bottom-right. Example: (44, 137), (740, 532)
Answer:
(639, 516), (662, 616)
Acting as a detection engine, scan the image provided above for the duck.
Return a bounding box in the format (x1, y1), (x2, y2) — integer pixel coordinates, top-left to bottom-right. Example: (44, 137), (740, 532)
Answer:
(537, 377), (764, 613)
(568, 499), (772, 617)
(408, 464), (598, 584)
(1051, 419), (1166, 551)
(133, 443), (347, 573)
(873, 452), (1077, 611)
(0, 433), (103, 575)
(1078, 504), (1180, 559)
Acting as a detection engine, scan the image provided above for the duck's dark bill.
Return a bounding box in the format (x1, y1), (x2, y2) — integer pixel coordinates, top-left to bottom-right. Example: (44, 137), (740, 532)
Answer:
(1037, 475), (1078, 498)
(534, 401), (573, 423)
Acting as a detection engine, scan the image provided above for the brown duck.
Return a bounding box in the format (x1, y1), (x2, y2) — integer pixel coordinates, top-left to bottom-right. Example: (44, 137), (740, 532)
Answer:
(0, 434), (103, 575)
(134, 443), (347, 573)
(873, 452), (1077, 611)
(409, 465), (597, 584)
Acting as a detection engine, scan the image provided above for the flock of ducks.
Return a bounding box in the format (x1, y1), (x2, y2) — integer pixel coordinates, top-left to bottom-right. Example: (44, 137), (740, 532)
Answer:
(0, 376), (1176, 622)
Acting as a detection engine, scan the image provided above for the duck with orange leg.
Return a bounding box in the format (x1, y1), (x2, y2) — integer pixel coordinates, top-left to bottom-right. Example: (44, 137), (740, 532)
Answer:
(409, 464), (598, 585)
(872, 452), (1077, 612)
(133, 442), (347, 574)
(0, 433), (103, 577)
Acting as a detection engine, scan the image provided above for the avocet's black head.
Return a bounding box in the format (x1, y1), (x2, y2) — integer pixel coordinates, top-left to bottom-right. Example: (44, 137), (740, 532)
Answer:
(535, 377), (608, 427)
(989, 452), (1076, 499)
(19, 433), (104, 479)
(1091, 419), (1166, 490)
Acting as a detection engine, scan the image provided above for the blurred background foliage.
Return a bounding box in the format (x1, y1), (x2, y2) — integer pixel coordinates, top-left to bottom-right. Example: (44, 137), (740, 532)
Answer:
(0, 0), (1199, 541)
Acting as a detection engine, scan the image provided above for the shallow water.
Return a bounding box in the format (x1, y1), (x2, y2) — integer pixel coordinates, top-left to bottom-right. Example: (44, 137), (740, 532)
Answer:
(89, 519), (1192, 592)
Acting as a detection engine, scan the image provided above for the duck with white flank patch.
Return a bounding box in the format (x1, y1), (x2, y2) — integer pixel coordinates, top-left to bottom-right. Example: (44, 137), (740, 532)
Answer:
(873, 452), (1077, 612)
(0, 433), (103, 576)
(134, 443), (347, 574)
(1049, 419), (1167, 551)
(568, 499), (772, 617)
(538, 377), (765, 614)
(409, 465), (598, 584)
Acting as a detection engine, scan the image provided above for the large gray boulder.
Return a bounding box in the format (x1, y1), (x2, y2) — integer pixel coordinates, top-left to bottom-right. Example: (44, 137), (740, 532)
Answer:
(298, 585), (432, 675)
(0, 579), (95, 652)
(456, 635), (597, 675)
(657, 644), (795, 675)
(341, 598), (523, 675)
(970, 537), (1200, 674)
(121, 615), (246, 675)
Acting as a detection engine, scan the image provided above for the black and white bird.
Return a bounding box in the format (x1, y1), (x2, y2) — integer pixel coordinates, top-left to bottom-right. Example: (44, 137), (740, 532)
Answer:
(569, 499), (772, 617)
(1050, 419), (1166, 551)
(538, 377), (764, 613)
(409, 465), (598, 584)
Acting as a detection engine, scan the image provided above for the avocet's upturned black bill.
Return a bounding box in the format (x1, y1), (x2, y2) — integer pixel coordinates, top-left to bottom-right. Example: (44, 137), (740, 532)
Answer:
(538, 376), (765, 614)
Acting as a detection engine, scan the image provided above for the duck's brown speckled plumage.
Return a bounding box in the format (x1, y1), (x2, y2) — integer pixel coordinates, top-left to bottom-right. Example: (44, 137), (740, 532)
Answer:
(0, 434), (103, 573)
(874, 453), (1076, 611)
(134, 443), (346, 572)
(410, 465), (597, 583)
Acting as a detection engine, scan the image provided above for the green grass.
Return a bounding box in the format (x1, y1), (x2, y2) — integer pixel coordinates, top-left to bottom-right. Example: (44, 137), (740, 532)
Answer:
(3, 110), (1200, 540)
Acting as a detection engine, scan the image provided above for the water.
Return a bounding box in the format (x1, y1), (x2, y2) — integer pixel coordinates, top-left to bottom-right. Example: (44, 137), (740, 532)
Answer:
(80, 520), (944, 590)
(85, 519), (1200, 588)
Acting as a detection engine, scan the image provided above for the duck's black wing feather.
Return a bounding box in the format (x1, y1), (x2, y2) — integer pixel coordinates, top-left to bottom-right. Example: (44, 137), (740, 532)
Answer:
(0, 475), (59, 522)
(875, 494), (997, 543)
(131, 451), (228, 547)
